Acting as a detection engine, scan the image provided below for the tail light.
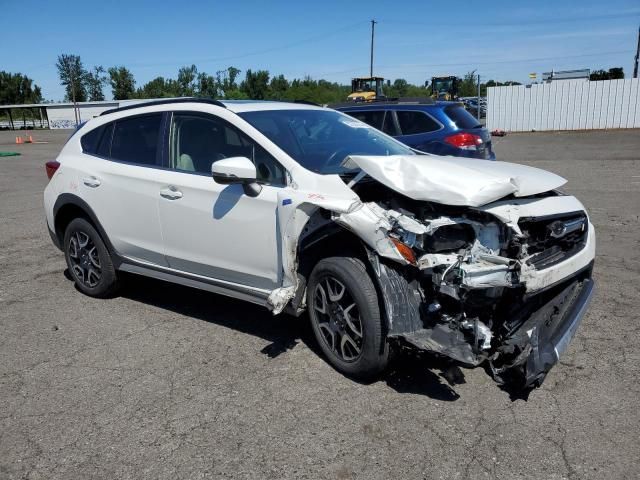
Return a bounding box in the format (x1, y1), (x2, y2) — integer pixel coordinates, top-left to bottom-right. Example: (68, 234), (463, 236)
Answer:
(444, 132), (483, 150)
(45, 161), (60, 180)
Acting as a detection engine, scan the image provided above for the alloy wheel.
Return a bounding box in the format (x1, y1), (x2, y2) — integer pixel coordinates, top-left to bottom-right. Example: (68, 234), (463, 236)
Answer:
(312, 275), (364, 362)
(68, 231), (102, 288)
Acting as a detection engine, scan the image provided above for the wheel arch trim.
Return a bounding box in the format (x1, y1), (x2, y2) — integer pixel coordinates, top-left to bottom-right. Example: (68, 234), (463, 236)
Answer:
(52, 194), (122, 268)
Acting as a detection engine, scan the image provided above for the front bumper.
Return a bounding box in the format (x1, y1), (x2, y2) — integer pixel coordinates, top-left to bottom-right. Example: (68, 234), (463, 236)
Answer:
(490, 272), (595, 388)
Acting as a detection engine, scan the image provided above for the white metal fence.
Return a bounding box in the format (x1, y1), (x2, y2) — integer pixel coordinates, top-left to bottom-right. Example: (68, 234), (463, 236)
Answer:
(487, 78), (640, 132)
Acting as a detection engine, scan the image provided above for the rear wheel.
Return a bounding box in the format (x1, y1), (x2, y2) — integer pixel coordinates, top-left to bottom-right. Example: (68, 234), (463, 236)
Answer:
(64, 218), (118, 298)
(307, 256), (388, 380)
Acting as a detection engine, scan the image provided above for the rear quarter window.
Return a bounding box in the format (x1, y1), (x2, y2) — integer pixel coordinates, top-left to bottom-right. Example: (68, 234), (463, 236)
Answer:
(80, 126), (103, 153)
(81, 123), (115, 157)
(444, 105), (481, 129)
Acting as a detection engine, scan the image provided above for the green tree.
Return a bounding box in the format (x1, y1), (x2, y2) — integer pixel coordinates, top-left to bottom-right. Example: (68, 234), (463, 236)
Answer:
(196, 72), (217, 98)
(390, 78), (409, 97)
(240, 69), (270, 99)
(608, 67), (624, 79)
(457, 71), (479, 97)
(85, 66), (107, 101)
(177, 64), (198, 96)
(56, 54), (87, 103)
(216, 67), (243, 98)
(590, 68), (624, 81)
(135, 76), (179, 98)
(0, 71), (43, 104)
(108, 66), (136, 100)
(269, 74), (289, 100)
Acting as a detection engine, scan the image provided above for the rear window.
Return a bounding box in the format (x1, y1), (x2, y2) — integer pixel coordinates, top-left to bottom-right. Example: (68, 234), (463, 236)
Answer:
(396, 111), (441, 135)
(444, 105), (481, 129)
(110, 114), (163, 165)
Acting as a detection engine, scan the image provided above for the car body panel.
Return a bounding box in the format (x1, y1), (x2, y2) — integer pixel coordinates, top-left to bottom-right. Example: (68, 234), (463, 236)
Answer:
(156, 169), (283, 290)
(344, 154), (566, 206)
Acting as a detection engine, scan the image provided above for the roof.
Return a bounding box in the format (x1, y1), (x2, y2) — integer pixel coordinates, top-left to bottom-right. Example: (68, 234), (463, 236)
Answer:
(97, 98), (326, 116)
(221, 100), (324, 113)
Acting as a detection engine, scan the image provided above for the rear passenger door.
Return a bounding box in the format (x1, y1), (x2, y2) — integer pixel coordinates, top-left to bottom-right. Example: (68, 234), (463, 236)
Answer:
(394, 110), (443, 151)
(78, 113), (168, 266)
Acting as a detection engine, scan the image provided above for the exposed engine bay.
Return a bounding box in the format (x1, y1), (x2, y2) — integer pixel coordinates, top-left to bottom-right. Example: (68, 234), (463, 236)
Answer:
(332, 179), (595, 388)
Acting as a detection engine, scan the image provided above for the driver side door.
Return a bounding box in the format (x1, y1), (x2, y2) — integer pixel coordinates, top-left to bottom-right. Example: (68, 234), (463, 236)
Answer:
(156, 111), (288, 291)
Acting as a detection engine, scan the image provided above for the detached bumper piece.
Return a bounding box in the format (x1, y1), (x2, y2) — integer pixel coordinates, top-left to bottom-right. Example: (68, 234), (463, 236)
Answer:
(489, 277), (595, 388)
(386, 263), (595, 389)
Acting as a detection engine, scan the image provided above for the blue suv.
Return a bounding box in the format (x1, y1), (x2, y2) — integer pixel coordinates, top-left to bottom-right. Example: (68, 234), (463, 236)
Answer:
(336, 99), (495, 160)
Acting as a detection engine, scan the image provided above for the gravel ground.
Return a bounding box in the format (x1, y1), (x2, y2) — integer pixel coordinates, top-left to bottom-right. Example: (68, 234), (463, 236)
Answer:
(1, 128), (638, 480)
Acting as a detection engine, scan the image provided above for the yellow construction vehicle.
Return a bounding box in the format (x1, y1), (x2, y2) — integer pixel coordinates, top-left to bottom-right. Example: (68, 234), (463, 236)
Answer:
(347, 76), (385, 102)
(431, 76), (459, 101)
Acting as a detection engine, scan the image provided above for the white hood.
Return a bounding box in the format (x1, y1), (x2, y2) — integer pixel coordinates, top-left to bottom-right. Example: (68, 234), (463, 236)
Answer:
(345, 155), (567, 207)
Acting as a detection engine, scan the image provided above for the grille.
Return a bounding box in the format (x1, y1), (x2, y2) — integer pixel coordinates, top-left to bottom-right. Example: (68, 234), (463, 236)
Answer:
(518, 212), (588, 270)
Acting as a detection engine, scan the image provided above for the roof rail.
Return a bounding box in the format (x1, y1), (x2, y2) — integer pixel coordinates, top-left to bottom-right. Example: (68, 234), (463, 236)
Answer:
(328, 97), (437, 109)
(100, 97), (226, 116)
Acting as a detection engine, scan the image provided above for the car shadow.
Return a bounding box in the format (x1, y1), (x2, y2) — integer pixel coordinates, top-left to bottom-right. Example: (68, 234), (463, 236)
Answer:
(383, 353), (465, 401)
(73, 270), (464, 401)
(212, 184), (243, 219)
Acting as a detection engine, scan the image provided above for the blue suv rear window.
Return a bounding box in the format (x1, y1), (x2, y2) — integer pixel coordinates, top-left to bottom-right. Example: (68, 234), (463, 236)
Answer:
(444, 105), (481, 129)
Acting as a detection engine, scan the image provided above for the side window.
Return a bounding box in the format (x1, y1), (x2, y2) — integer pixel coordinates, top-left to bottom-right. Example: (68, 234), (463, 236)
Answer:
(96, 123), (114, 157)
(80, 126), (103, 153)
(396, 111), (441, 135)
(169, 113), (287, 186)
(80, 123), (115, 157)
(346, 110), (385, 129)
(110, 114), (163, 165)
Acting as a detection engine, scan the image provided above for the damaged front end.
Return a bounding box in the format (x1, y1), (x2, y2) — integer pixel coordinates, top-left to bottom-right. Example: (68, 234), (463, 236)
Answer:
(272, 154), (595, 389)
(346, 189), (596, 389)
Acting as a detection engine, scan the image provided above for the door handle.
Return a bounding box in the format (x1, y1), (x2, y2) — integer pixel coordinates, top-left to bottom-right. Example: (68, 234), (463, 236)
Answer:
(82, 176), (101, 188)
(160, 186), (183, 200)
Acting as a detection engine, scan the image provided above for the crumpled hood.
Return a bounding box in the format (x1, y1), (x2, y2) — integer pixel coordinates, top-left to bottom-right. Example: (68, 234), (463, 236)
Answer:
(345, 154), (567, 207)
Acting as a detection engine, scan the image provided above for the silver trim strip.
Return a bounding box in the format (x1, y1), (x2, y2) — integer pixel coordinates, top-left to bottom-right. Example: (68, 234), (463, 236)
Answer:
(119, 261), (272, 307)
(553, 280), (596, 360)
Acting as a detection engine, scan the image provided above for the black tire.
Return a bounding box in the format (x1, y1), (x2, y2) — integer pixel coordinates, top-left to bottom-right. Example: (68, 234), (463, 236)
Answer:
(307, 256), (388, 380)
(63, 217), (119, 298)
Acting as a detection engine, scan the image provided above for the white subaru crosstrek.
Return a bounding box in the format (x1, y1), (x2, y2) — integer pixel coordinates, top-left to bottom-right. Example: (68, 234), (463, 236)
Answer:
(44, 98), (595, 389)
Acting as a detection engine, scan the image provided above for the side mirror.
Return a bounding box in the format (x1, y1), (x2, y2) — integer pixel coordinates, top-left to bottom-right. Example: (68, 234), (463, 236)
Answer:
(211, 156), (262, 197)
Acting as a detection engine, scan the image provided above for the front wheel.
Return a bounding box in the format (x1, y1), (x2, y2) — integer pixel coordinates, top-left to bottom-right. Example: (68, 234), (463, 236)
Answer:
(307, 256), (388, 380)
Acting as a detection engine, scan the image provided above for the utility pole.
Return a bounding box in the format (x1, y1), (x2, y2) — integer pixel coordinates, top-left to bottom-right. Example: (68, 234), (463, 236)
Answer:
(634, 25), (639, 79)
(370, 19), (377, 78)
(477, 74), (481, 121)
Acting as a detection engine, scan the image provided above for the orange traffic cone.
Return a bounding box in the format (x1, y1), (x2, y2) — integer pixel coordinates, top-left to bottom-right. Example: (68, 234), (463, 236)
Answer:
(15, 136), (23, 144)
(26, 136), (33, 143)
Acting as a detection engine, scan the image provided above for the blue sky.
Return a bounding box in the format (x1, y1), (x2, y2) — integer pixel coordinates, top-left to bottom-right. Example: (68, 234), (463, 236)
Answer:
(2, 0), (639, 101)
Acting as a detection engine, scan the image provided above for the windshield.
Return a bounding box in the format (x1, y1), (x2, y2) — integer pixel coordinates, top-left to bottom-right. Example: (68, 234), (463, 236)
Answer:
(434, 79), (453, 92)
(239, 109), (414, 175)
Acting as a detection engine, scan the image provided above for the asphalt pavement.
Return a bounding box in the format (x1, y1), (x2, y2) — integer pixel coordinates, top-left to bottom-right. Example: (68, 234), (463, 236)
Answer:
(1, 128), (639, 479)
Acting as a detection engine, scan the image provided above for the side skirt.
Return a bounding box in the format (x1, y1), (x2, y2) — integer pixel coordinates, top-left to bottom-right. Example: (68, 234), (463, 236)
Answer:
(118, 261), (272, 308)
